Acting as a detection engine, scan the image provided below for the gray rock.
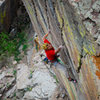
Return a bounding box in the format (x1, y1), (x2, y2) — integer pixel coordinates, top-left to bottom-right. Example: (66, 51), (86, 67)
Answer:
(96, 35), (100, 45)
(92, 1), (100, 12)
(16, 90), (25, 99)
(17, 63), (31, 89)
(5, 85), (16, 98)
(0, 72), (5, 80)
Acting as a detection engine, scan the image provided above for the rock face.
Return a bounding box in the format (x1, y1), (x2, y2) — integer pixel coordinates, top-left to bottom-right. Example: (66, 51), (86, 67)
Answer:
(0, 68), (16, 99)
(0, 49), (60, 100)
(16, 51), (58, 100)
(22, 0), (100, 100)
(0, 0), (19, 32)
(17, 64), (30, 89)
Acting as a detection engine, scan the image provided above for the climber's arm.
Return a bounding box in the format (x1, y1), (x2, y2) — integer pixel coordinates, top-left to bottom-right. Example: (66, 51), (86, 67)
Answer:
(55, 45), (63, 55)
(43, 33), (49, 41)
(43, 30), (51, 41)
(55, 48), (61, 55)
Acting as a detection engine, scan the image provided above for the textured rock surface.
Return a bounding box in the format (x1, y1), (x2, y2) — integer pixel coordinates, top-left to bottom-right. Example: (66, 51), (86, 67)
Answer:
(0, 68), (16, 99)
(17, 51), (57, 100)
(0, 0), (18, 32)
(17, 63), (31, 89)
(22, 0), (100, 100)
(0, 48), (61, 100)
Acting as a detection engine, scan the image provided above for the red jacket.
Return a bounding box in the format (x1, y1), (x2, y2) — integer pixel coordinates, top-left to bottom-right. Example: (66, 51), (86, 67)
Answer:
(44, 39), (56, 61)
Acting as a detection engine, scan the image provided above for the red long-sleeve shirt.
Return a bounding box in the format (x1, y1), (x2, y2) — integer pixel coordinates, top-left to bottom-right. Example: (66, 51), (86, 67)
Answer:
(44, 39), (56, 61)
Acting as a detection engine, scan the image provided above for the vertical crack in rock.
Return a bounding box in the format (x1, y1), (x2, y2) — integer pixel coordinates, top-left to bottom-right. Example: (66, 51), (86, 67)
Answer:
(44, 0), (50, 29)
(76, 36), (89, 73)
(48, 0), (56, 19)
(77, 49), (83, 73)
(36, 0), (47, 29)
(49, 1), (78, 79)
(31, 0), (45, 35)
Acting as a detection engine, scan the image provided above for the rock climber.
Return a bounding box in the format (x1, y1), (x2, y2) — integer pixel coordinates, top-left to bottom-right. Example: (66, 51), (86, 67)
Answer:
(42, 29), (77, 83)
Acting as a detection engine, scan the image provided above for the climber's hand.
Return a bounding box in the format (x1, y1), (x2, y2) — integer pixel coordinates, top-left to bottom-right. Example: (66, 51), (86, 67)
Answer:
(58, 45), (64, 49)
(48, 29), (51, 34)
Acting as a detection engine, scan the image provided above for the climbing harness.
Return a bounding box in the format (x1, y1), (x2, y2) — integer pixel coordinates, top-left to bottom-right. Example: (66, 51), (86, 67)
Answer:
(40, 53), (57, 76)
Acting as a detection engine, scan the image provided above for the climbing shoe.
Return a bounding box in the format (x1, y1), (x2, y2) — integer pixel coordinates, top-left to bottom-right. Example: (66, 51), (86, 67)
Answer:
(73, 79), (77, 83)
(68, 77), (72, 81)
(68, 77), (77, 83)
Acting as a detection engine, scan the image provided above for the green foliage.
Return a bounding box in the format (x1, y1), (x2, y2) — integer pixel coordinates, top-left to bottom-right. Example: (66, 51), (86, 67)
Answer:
(28, 70), (33, 79)
(0, 32), (16, 57)
(6, 82), (10, 88)
(13, 92), (16, 97)
(0, 31), (28, 62)
(13, 69), (17, 76)
(23, 44), (28, 51)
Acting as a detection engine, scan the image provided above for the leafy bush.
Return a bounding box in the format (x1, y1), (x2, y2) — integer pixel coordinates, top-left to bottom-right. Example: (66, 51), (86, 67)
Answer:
(0, 31), (28, 62)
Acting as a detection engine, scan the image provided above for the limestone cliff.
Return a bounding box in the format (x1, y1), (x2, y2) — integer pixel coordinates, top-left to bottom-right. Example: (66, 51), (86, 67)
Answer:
(22, 0), (100, 100)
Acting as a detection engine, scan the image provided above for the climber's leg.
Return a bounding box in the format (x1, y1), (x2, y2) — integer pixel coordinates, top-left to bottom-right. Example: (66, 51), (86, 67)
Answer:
(53, 62), (77, 83)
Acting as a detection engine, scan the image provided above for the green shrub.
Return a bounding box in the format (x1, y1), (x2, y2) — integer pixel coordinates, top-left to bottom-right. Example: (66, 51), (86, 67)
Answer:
(0, 32), (16, 57)
(0, 31), (28, 62)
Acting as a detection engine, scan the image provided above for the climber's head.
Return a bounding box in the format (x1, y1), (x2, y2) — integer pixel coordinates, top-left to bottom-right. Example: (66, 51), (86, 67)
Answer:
(42, 43), (53, 50)
(42, 43), (48, 50)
